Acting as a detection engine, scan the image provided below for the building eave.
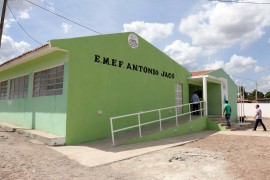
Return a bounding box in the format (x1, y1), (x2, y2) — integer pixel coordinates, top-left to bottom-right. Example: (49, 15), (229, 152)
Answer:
(188, 75), (222, 84)
(0, 45), (68, 73)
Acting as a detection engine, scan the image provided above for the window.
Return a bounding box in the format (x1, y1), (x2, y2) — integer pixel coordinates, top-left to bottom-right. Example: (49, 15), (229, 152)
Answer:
(9, 75), (29, 99)
(0, 80), (8, 100)
(33, 65), (64, 97)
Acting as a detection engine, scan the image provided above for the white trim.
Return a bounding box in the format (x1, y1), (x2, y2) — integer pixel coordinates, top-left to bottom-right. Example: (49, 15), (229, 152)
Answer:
(203, 76), (208, 116)
(189, 75), (222, 84)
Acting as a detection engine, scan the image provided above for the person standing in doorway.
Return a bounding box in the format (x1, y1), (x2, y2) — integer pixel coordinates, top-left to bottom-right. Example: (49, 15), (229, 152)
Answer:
(191, 91), (199, 115)
(253, 104), (267, 131)
(223, 100), (231, 128)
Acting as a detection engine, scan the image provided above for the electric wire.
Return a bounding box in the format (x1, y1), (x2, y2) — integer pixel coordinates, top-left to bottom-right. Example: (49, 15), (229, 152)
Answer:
(208, 0), (270, 4)
(24, 0), (102, 35)
(7, 4), (42, 45)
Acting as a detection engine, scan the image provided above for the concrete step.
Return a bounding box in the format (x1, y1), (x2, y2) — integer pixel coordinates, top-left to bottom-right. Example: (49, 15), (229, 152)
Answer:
(0, 122), (65, 146)
(230, 123), (252, 131)
(208, 117), (252, 131)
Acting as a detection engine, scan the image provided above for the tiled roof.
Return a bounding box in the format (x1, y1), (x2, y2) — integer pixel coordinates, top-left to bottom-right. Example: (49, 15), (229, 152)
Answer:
(0, 44), (49, 67)
(191, 70), (214, 76)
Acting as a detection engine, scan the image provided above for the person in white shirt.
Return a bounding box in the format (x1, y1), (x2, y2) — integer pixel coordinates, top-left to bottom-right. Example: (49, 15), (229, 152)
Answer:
(253, 104), (267, 131)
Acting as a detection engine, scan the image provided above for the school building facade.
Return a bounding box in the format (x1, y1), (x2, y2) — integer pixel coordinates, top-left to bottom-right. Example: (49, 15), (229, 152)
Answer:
(0, 32), (237, 144)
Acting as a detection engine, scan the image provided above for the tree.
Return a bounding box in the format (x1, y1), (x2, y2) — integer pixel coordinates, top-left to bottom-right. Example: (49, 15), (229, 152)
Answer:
(265, 92), (270, 98)
(247, 90), (264, 100)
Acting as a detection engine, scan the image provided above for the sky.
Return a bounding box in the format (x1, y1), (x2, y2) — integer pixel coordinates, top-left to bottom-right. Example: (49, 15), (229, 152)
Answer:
(1, 0), (270, 93)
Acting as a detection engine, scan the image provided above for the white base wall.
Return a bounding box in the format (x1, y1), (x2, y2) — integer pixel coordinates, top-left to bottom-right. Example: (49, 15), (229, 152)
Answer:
(237, 103), (270, 118)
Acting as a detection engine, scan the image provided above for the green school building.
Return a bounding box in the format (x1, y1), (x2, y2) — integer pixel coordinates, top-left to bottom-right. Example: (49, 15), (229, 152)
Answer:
(0, 32), (237, 145)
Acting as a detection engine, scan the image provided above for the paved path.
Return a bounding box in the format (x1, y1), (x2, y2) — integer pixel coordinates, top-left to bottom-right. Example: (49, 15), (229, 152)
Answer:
(51, 130), (217, 167)
(218, 129), (270, 137)
(51, 129), (270, 168)
(2, 121), (270, 169)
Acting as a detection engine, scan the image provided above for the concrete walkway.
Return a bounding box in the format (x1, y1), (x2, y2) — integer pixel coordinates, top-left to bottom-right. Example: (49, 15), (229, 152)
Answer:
(2, 120), (270, 169)
(51, 130), (217, 167)
(218, 129), (270, 137)
(51, 129), (270, 168)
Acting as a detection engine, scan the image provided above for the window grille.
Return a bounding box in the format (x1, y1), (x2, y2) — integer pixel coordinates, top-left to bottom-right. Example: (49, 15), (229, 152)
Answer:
(9, 75), (29, 99)
(0, 80), (8, 100)
(33, 65), (64, 97)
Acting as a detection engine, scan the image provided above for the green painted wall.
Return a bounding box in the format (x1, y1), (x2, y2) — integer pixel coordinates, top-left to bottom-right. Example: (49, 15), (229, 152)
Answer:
(208, 68), (238, 121)
(207, 82), (222, 115)
(0, 51), (68, 135)
(50, 32), (191, 144)
(123, 117), (208, 145)
(122, 117), (228, 145)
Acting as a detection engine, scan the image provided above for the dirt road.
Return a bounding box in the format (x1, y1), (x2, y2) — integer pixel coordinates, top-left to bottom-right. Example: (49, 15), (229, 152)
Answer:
(1, 125), (270, 180)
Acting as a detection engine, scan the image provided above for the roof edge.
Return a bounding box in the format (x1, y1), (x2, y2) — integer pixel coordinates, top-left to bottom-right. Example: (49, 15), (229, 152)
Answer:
(0, 45), (68, 73)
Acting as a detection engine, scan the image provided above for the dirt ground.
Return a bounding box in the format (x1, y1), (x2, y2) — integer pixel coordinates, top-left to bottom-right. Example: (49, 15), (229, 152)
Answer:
(1, 120), (270, 180)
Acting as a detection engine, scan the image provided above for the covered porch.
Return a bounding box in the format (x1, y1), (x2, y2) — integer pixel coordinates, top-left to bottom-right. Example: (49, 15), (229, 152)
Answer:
(188, 71), (227, 117)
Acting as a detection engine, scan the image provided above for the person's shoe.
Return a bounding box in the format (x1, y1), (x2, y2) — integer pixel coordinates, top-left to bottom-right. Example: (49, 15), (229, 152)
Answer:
(264, 129), (267, 131)
(252, 129), (256, 131)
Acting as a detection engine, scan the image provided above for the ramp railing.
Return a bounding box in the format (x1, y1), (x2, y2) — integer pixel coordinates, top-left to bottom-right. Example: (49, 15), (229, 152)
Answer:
(110, 101), (205, 146)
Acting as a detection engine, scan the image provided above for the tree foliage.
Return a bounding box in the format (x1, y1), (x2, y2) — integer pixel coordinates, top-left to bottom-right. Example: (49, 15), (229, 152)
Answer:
(265, 92), (270, 98)
(246, 90), (264, 100)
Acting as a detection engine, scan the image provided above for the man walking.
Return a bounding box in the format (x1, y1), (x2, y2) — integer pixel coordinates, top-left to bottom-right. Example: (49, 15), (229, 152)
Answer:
(223, 100), (231, 128)
(253, 104), (267, 131)
(191, 91), (199, 115)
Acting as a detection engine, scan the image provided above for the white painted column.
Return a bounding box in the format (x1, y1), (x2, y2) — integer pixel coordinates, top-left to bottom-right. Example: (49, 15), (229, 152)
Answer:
(203, 76), (208, 116)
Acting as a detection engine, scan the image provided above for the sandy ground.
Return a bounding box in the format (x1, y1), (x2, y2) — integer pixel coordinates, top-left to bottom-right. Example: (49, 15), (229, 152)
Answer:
(1, 119), (270, 180)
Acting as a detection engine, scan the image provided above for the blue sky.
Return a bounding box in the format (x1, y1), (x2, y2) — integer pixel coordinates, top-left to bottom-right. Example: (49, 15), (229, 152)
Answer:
(1, 0), (270, 93)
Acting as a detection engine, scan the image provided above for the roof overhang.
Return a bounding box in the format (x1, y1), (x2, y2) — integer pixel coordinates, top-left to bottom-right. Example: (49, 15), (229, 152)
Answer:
(0, 45), (68, 73)
(188, 75), (222, 84)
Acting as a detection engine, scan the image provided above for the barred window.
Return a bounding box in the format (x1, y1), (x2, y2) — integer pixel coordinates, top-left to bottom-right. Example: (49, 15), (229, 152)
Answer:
(33, 65), (64, 97)
(9, 75), (29, 99)
(0, 80), (8, 100)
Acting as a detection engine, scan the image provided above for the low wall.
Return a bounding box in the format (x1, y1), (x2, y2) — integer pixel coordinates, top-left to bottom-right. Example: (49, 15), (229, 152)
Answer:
(237, 103), (270, 118)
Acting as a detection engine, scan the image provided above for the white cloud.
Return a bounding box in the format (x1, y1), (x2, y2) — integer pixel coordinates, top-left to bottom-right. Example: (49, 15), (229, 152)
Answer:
(3, 19), (15, 29)
(254, 66), (264, 73)
(123, 21), (174, 43)
(259, 74), (270, 93)
(203, 55), (257, 74)
(203, 60), (225, 70)
(179, 2), (270, 49)
(163, 40), (203, 70)
(2, 1), (32, 30)
(226, 55), (257, 73)
(8, 1), (32, 20)
(0, 35), (31, 63)
(62, 23), (72, 34)
(18, 10), (30, 20)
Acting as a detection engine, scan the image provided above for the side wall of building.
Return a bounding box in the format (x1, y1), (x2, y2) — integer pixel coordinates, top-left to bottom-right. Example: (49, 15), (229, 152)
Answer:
(0, 51), (68, 136)
(51, 33), (191, 144)
(207, 82), (222, 115)
(209, 69), (238, 121)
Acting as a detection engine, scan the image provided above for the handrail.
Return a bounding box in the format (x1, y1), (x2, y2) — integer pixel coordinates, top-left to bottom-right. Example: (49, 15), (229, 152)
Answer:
(110, 101), (206, 146)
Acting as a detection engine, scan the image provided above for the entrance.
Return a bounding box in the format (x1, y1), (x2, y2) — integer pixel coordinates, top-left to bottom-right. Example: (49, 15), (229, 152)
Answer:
(188, 76), (223, 116)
